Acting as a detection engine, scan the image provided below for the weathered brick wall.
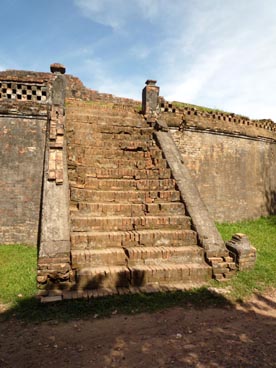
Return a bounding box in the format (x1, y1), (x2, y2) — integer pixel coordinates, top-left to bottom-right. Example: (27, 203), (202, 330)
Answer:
(171, 130), (276, 222)
(0, 114), (47, 244)
(0, 70), (53, 245)
(155, 99), (276, 223)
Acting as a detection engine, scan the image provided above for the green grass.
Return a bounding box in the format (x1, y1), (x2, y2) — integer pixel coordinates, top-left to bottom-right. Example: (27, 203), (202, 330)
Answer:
(172, 101), (249, 119)
(0, 216), (276, 321)
(216, 216), (276, 301)
(0, 245), (37, 304)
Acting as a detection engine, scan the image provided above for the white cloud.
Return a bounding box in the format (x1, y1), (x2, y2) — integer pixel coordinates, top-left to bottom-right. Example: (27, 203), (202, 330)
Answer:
(73, 0), (276, 120)
(74, 0), (126, 29)
(156, 1), (276, 120)
(74, 0), (185, 29)
(74, 0), (155, 29)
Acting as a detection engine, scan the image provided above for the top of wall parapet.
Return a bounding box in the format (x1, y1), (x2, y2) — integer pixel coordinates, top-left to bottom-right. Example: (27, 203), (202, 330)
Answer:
(0, 69), (54, 116)
(0, 69), (141, 113)
(0, 69), (54, 111)
(158, 97), (276, 142)
(0, 69), (53, 83)
(1, 68), (275, 140)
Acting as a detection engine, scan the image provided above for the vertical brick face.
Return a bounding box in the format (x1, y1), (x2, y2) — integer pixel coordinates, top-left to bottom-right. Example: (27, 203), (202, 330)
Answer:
(172, 130), (276, 222)
(0, 116), (46, 244)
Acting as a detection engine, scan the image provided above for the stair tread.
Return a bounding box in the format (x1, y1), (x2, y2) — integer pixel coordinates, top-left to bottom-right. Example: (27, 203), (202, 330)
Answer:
(71, 228), (195, 236)
(78, 263), (210, 275)
(71, 214), (188, 219)
(71, 189), (177, 194)
(71, 245), (202, 254)
(74, 201), (183, 207)
(71, 247), (126, 254)
(72, 202), (185, 216)
(74, 202), (183, 207)
(78, 265), (129, 275)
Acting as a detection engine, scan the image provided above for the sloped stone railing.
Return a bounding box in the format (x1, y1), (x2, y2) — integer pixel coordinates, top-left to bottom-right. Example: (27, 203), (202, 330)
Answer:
(153, 120), (236, 281)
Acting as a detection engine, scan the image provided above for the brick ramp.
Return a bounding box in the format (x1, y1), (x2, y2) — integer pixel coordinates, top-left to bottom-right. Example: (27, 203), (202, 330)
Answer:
(66, 101), (212, 292)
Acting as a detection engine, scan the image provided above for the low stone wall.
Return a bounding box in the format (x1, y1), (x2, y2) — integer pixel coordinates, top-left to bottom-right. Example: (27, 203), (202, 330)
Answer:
(158, 101), (276, 223)
(172, 130), (276, 222)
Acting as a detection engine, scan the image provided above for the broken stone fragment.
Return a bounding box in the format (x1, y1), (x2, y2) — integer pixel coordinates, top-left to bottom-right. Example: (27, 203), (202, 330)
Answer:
(50, 63), (66, 74)
(226, 233), (256, 271)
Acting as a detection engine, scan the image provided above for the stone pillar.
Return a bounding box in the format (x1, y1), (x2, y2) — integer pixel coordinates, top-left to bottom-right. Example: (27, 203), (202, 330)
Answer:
(142, 80), (160, 116)
(37, 63), (72, 289)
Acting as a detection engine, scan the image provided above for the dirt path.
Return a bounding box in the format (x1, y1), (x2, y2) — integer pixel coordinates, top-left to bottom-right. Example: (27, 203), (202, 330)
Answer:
(0, 290), (276, 368)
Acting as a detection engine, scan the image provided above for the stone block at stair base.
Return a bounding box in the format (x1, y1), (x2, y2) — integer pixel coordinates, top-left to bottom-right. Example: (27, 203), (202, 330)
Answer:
(37, 253), (71, 285)
(226, 233), (256, 271)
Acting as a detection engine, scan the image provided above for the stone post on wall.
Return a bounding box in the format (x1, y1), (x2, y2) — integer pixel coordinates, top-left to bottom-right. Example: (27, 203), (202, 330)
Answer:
(37, 63), (72, 290)
(142, 80), (160, 116)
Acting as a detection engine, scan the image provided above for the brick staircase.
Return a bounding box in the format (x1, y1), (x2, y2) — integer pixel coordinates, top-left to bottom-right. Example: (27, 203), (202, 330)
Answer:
(66, 101), (212, 291)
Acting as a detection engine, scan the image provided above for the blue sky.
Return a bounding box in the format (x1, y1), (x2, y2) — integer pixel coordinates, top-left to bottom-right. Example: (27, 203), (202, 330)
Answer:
(1, 0), (276, 120)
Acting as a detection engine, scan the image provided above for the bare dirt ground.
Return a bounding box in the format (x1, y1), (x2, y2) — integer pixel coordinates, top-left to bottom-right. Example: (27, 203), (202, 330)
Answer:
(0, 289), (276, 368)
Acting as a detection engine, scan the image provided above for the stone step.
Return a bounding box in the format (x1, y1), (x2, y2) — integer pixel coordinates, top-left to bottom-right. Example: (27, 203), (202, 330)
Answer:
(67, 157), (168, 170)
(67, 146), (164, 161)
(71, 248), (127, 268)
(71, 178), (175, 191)
(76, 167), (172, 180)
(69, 166), (171, 183)
(68, 134), (153, 148)
(67, 125), (153, 136)
(129, 263), (212, 286)
(75, 266), (130, 289)
(71, 246), (204, 268)
(71, 229), (197, 249)
(75, 263), (212, 289)
(125, 246), (205, 265)
(69, 166), (172, 183)
(70, 188), (180, 203)
(68, 117), (146, 128)
(73, 202), (185, 216)
(67, 130), (153, 145)
(71, 215), (191, 232)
